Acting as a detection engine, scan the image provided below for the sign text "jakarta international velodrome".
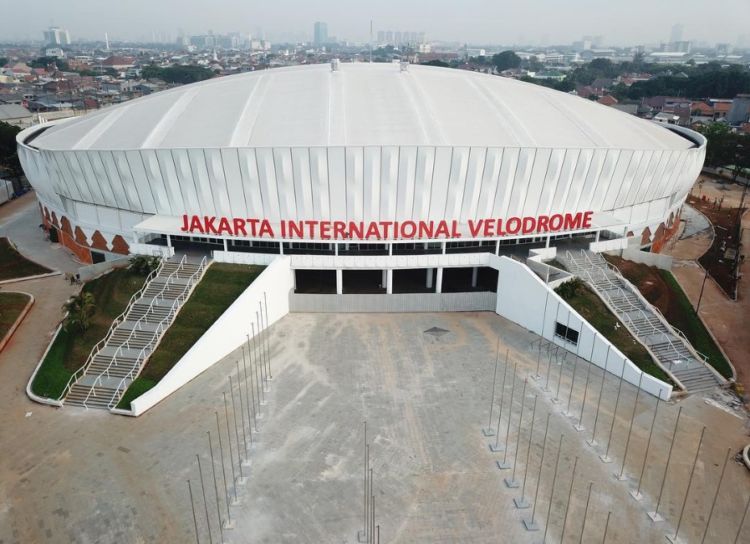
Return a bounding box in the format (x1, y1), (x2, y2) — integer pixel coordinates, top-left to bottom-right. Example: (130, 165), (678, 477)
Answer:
(179, 211), (594, 240)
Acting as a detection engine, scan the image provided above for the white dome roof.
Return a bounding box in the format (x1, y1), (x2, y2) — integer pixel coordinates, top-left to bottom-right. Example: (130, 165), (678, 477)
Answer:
(32, 62), (695, 152)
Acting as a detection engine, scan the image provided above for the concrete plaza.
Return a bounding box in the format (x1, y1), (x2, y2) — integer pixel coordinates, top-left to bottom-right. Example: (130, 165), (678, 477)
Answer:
(1, 311), (749, 543)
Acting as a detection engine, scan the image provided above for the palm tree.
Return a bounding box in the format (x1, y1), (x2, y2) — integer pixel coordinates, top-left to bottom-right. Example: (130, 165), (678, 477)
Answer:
(62, 292), (96, 332)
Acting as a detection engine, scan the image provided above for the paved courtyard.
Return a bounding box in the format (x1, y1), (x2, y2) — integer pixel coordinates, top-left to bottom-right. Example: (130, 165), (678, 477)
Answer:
(1, 311), (749, 543)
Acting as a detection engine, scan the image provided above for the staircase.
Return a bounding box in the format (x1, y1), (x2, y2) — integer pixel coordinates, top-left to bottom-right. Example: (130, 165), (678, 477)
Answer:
(559, 250), (725, 394)
(61, 255), (209, 410)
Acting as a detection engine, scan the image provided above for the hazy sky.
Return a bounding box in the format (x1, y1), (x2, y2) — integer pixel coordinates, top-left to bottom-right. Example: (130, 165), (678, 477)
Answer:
(1, 0), (748, 46)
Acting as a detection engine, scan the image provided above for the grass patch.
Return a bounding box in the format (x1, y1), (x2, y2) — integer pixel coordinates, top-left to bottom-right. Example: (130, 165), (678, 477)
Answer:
(116, 377), (157, 410)
(555, 279), (670, 383)
(0, 237), (51, 281)
(30, 267), (148, 399)
(657, 271), (733, 379)
(117, 263), (264, 409)
(0, 292), (32, 342)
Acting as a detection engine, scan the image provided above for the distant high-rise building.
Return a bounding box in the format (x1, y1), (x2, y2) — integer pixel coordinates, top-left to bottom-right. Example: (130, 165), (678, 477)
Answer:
(313, 22), (328, 45)
(43, 26), (71, 46)
(670, 24), (684, 44)
(377, 30), (385, 43)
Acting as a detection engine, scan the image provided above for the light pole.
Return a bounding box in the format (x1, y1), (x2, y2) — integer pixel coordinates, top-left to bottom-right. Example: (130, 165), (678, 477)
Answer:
(695, 266), (709, 314)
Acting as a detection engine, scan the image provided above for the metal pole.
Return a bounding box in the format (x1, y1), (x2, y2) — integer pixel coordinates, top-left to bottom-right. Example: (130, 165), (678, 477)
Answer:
(263, 291), (272, 379)
(246, 335), (259, 419)
(649, 406), (683, 522)
(601, 361), (626, 463)
(514, 395), (538, 508)
(197, 454), (214, 544)
(579, 482), (593, 544)
(700, 448), (732, 544)
(734, 492), (750, 544)
(228, 376), (246, 474)
(575, 334), (597, 431)
(616, 373), (643, 480)
(207, 432), (226, 540)
(501, 378), (528, 472)
(564, 356), (578, 416)
(553, 349), (565, 403)
(363, 422), (367, 542)
(534, 338), (544, 379)
(631, 398), (660, 501)
(498, 362), (518, 467)
(241, 345), (257, 433)
(507, 384), (531, 488)
(587, 347), (610, 447)
(541, 434), (565, 543)
(223, 392), (240, 484)
(491, 354), (510, 452)
(188, 480), (200, 544)
(559, 456), (579, 543)
(370, 468), (374, 544)
(695, 267), (709, 313)
(602, 511), (611, 543)
(669, 426), (706, 542)
(234, 364), (250, 456)
(252, 321), (265, 406)
(544, 345), (555, 392)
(535, 292), (551, 380)
(483, 339), (502, 436)
(256, 310), (266, 389)
(215, 411), (235, 507)
(523, 413), (551, 529)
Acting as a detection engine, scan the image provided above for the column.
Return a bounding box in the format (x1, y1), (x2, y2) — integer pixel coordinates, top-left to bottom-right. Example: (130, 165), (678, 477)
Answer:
(471, 266), (478, 288)
(546, 235), (551, 248)
(335, 243), (339, 256)
(441, 241), (447, 254)
(595, 230), (601, 243)
(381, 269), (387, 288)
(336, 269), (343, 294)
(436, 267), (444, 294)
(388, 243), (393, 256)
(386, 269), (393, 294)
(222, 238), (228, 252)
(426, 268), (434, 289)
(166, 234), (172, 249)
(495, 239), (500, 255)
(293, 269), (297, 290)
(279, 242), (284, 255)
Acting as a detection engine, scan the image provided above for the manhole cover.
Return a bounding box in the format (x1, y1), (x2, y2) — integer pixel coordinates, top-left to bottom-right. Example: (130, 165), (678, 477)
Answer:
(424, 327), (450, 337)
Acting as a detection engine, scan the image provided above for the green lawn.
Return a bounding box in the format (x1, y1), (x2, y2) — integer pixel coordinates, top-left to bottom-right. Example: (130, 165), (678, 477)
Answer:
(555, 279), (671, 383)
(30, 267), (149, 399)
(117, 263), (264, 409)
(658, 271), (733, 379)
(0, 292), (32, 342)
(0, 238), (51, 281)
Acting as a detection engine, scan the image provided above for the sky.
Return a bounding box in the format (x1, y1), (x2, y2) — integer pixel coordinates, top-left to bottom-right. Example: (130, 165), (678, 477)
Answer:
(0, 0), (748, 46)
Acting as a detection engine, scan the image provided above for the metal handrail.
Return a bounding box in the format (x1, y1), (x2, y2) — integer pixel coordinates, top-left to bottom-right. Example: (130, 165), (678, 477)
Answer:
(59, 258), (165, 402)
(105, 256), (209, 409)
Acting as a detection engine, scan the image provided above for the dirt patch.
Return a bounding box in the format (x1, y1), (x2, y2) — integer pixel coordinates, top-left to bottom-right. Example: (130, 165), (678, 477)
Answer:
(685, 194), (744, 299)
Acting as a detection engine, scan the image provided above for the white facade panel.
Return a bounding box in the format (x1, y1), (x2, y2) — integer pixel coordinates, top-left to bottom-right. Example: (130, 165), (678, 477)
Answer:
(412, 147), (435, 221)
(204, 148), (232, 217)
(459, 147), (486, 222)
(395, 146), (417, 221)
(345, 147), (364, 222)
(362, 147), (381, 222)
(272, 148), (296, 220)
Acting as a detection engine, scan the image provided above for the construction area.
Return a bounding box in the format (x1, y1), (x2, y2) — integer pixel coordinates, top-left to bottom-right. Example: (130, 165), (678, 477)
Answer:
(1, 311), (749, 543)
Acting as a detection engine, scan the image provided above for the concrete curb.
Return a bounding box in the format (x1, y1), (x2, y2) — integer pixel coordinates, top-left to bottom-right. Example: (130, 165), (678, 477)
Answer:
(0, 271), (62, 286)
(25, 322), (64, 408)
(0, 291), (34, 353)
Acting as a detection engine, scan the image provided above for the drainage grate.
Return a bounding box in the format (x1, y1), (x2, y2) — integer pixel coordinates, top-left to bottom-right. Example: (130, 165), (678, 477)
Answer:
(424, 326), (450, 337)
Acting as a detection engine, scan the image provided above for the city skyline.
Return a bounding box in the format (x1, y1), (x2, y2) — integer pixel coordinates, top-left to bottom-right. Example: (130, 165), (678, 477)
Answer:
(0, 0), (748, 47)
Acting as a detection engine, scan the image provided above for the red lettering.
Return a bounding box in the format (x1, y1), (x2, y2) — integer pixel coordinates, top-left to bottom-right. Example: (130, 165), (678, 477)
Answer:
(190, 215), (204, 234)
(506, 217), (521, 234)
(536, 215), (549, 233)
(203, 216), (218, 234)
(522, 216), (536, 234)
(450, 220), (461, 238)
(333, 221), (346, 239)
(483, 220), (495, 237)
(348, 221), (364, 240)
(468, 219), (483, 237)
(365, 222), (381, 240)
(401, 221), (417, 239)
(549, 214), (563, 231)
(562, 212), (584, 231)
(304, 220), (318, 238)
(259, 219), (274, 237)
(418, 221), (434, 239)
(246, 218), (259, 237)
(583, 211), (593, 229)
(287, 220), (304, 239)
(180, 214), (189, 232)
(232, 218), (247, 237)
(435, 220), (450, 238)
(379, 221), (392, 238)
(495, 218), (506, 236)
(320, 221), (331, 240)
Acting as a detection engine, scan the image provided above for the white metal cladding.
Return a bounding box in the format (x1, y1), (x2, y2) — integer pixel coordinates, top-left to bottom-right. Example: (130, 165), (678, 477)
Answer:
(18, 140), (705, 240)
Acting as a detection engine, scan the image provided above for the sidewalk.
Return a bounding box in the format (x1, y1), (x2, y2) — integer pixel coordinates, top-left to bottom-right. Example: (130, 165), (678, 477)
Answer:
(0, 192), (80, 274)
(664, 178), (750, 398)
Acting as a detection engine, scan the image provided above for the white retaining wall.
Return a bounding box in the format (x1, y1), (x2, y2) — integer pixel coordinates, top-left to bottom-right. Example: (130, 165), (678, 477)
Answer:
(494, 256), (672, 400)
(614, 248), (673, 270)
(130, 256), (294, 415)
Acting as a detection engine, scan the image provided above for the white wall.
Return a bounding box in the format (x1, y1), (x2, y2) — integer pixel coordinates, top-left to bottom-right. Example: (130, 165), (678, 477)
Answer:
(129, 256), (294, 415)
(494, 255), (672, 400)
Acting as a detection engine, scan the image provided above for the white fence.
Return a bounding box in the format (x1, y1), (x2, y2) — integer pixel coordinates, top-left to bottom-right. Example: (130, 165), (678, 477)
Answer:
(290, 291), (496, 313)
(129, 243), (174, 258)
(212, 250), (281, 266)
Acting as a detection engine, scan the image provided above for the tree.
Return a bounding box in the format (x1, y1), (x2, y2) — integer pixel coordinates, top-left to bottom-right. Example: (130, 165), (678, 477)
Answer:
(141, 64), (215, 84)
(0, 121), (23, 192)
(492, 50), (521, 72)
(62, 292), (96, 332)
(0, 57), (7, 67)
(129, 255), (160, 275)
(421, 59), (450, 68)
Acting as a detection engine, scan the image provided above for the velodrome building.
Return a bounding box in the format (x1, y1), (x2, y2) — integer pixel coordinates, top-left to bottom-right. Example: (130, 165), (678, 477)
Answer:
(17, 62), (705, 294)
